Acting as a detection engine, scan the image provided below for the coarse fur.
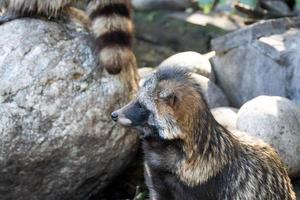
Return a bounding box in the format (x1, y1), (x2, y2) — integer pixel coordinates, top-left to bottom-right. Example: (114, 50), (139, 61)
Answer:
(112, 66), (296, 200)
(0, 0), (136, 75)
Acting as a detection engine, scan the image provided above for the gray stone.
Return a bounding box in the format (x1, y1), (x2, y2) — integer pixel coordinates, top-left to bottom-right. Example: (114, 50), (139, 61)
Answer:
(132, 0), (192, 10)
(191, 74), (229, 108)
(0, 19), (139, 200)
(159, 51), (215, 82)
(211, 17), (300, 107)
(211, 107), (238, 129)
(261, 0), (291, 15)
(236, 96), (300, 177)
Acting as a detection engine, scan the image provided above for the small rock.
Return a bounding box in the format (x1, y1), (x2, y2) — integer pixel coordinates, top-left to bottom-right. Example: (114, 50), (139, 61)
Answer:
(261, 0), (291, 15)
(132, 0), (193, 10)
(191, 74), (229, 108)
(236, 96), (300, 177)
(211, 107), (238, 128)
(159, 51), (215, 82)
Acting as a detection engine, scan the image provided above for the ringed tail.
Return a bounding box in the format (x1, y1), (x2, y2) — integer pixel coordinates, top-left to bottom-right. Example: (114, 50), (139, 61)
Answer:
(87, 0), (135, 74)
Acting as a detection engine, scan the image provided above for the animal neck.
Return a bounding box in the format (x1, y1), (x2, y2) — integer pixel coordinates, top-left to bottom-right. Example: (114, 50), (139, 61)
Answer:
(176, 110), (237, 187)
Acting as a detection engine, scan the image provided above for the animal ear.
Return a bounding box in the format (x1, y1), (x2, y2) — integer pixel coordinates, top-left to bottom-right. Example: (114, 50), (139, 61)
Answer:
(159, 91), (177, 106)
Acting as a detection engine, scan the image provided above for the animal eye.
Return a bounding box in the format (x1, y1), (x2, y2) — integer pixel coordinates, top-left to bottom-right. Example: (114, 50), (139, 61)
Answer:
(158, 91), (169, 99)
(137, 102), (147, 113)
(159, 91), (176, 106)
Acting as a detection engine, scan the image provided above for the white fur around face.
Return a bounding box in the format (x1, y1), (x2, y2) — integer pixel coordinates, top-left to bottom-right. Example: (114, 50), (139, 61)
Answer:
(138, 74), (183, 139)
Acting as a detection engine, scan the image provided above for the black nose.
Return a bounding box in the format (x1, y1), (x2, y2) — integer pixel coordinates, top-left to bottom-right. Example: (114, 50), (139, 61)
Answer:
(111, 112), (118, 121)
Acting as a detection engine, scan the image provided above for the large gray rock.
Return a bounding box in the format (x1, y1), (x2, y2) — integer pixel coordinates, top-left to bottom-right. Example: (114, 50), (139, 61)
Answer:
(159, 51), (215, 82)
(0, 19), (139, 200)
(236, 96), (300, 177)
(211, 17), (300, 107)
(191, 74), (229, 108)
(132, 0), (192, 10)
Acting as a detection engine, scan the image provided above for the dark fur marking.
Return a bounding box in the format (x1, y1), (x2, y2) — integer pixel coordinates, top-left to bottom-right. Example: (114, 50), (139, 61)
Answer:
(155, 67), (190, 83)
(95, 30), (132, 50)
(124, 102), (149, 126)
(89, 3), (130, 20)
(144, 141), (232, 200)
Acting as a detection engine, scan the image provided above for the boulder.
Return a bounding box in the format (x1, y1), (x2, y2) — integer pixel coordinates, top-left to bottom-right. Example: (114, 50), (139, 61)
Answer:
(211, 17), (300, 107)
(159, 51), (215, 82)
(0, 19), (139, 200)
(211, 107), (238, 129)
(191, 74), (229, 108)
(132, 0), (192, 10)
(236, 96), (300, 177)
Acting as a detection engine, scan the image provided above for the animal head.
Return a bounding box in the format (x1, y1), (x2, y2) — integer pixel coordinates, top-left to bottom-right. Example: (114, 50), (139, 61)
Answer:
(111, 67), (208, 140)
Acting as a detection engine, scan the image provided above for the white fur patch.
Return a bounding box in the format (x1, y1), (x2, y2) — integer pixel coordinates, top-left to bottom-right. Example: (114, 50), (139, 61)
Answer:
(91, 15), (133, 37)
(118, 117), (132, 126)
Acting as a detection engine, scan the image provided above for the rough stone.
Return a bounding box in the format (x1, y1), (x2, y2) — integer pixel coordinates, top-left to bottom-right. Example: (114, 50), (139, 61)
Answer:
(236, 96), (300, 177)
(0, 19), (139, 200)
(159, 51), (215, 82)
(211, 17), (300, 107)
(211, 107), (238, 129)
(191, 74), (229, 108)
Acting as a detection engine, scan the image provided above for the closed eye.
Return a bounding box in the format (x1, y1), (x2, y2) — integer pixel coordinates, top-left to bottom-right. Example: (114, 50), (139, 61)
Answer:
(137, 102), (147, 113)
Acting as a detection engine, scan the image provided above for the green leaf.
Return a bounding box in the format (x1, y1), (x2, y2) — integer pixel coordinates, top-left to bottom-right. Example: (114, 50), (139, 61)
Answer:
(296, 0), (300, 9)
(239, 0), (257, 9)
(197, 0), (215, 13)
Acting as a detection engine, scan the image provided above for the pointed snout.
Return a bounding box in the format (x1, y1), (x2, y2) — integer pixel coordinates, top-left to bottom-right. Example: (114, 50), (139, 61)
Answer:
(111, 111), (118, 122)
(111, 104), (133, 126)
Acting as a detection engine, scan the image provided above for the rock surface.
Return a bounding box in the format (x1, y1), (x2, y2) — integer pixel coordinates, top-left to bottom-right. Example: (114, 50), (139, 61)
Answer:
(159, 51), (215, 81)
(236, 96), (300, 177)
(211, 17), (300, 107)
(191, 74), (229, 108)
(211, 107), (238, 128)
(132, 0), (192, 10)
(0, 19), (139, 200)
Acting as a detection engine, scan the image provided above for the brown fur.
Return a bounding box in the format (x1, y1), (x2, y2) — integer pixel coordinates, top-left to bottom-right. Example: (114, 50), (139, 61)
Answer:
(112, 67), (296, 200)
(0, 0), (136, 75)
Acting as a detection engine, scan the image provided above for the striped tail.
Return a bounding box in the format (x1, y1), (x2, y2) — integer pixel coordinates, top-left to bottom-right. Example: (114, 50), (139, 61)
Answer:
(87, 0), (135, 74)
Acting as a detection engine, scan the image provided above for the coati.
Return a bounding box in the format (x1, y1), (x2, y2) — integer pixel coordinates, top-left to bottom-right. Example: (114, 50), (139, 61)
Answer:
(111, 66), (296, 200)
(0, 0), (135, 75)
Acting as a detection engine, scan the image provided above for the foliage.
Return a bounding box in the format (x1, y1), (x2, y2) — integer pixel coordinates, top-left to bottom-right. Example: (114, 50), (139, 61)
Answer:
(297, 0), (300, 9)
(197, 0), (215, 13)
(239, 0), (257, 8)
(132, 186), (148, 200)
